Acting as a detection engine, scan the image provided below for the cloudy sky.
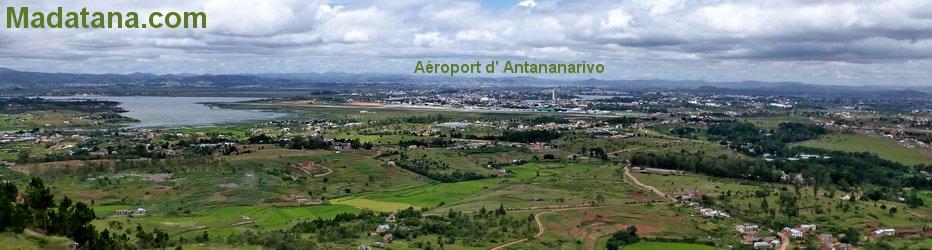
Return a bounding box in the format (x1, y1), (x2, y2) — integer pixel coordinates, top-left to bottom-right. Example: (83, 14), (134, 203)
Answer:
(2, 0), (932, 85)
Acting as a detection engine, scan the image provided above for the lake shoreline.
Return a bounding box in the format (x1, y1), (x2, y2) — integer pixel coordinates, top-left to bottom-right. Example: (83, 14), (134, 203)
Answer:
(44, 96), (290, 129)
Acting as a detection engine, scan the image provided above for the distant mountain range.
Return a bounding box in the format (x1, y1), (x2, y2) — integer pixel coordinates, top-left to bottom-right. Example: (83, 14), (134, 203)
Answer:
(1, 67), (930, 99)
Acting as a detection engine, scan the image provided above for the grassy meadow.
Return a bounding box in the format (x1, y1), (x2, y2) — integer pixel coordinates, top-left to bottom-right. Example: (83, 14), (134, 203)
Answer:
(794, 133), (931, 166)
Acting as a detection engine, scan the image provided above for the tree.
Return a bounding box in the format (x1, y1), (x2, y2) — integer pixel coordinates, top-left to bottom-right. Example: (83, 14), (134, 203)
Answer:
(24, 177), (54, 231)
(15, 149), (31, 163)
(778, 192), (799, 217)
(840, 227), (861, 245)
(606, 225), (640, 250)
(0, 182), (18, 231)
(905, 190), (924, 208)
(0, 177), (125, 248)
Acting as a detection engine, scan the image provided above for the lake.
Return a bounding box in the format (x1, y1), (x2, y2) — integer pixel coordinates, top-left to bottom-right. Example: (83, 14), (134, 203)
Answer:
(48, 96), (288, 128)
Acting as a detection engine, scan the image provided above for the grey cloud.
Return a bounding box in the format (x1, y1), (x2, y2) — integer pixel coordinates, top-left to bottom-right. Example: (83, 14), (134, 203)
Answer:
(2, 0), (932, 85)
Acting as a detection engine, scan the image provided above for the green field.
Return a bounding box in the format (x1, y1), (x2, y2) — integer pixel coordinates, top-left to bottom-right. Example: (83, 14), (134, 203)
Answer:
(96, 204), (360, 238)
(919, 192), (932, 208)
(0, 231), (74, 250)
(331, 197), (414, 212)
(623, 242), (716, 250)
(345, 162), (607, 211)
(795, 133), (931, 166)
(355, 177), (507, 209)
(0, 152), (16, 162)
(527, 203), (712, 249)
(632, 172), (932, 229)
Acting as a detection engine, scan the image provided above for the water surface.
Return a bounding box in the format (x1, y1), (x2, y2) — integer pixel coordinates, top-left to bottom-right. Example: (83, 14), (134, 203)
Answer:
(48, 96), (287, 128)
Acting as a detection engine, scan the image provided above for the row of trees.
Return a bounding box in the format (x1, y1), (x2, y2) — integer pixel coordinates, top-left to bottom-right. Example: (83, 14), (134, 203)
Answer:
(706, 122), (826, 157)
(0, 97), (126, 114)
(212, 206), (535, 249)
(496, 130), (562, 143)
(289, 206), (533, 248)
(278, 136), (374, 150)
(629, 149), (930, 189)
(391, 153), (492, 182)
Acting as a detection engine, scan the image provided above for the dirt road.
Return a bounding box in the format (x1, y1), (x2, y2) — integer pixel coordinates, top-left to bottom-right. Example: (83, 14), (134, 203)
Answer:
(623, 166), (676, 202)
(489, 166), (675, 250)
(777, 232), (790, 250)
(490, 211), (550, 250)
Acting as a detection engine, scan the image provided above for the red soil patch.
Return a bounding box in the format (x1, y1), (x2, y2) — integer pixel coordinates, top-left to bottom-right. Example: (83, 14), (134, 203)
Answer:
(299, 161), (318, 172)
(569, 227), (581, 237)
(212, 192), (227, 201)
(153, 185), (173, 192)
(908, 211), (931, 218)
(546, 224), (568, 236)
(582, 210), (598, 220)
(627, 191), (650, 202)
(387, 167), (399, 178)
(562, 217), (583, 227)
(554, 208), (669, 249)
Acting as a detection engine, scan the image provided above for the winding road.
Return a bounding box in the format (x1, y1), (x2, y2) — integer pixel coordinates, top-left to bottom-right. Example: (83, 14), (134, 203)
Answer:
(777, 232), (790, 250)
(624, 165), (790, 250)
(489, 166), (676, 250)
(291, 164), (334, 177)
(622, 165), (677, 202)
(490, 211), (550, 250)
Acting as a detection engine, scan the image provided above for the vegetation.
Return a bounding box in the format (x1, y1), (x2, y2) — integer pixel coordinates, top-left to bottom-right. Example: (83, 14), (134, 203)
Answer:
(706, 121), (826, 156)
(606, 225), (640, 250)
(1, 92), (929, 249)
(0, 177), (131, 249)
(795, 133), (932, 166)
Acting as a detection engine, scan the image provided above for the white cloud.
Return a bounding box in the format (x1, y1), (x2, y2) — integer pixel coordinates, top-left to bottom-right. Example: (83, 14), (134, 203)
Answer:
(516, 0), (538, 8)
(2, 0), (932, 85)
(413, 32), (452, 47)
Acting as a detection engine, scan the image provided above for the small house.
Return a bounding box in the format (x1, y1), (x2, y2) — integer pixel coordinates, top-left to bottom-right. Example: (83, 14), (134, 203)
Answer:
(872, 228), (895, 237)
(385, 213), (396, 222)
(735, 224), (760, 233)
(753, 241), (771, 249)
(818, 233), (836, 249)
(800, 224), (817, 232)
(115, 208), (147, 216)
(375, 224), (391, 233)
(382, 233), (394, 243)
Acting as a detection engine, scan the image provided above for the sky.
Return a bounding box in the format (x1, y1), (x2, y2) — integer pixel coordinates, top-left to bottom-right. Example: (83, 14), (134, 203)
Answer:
(2, 0), (932, 86)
